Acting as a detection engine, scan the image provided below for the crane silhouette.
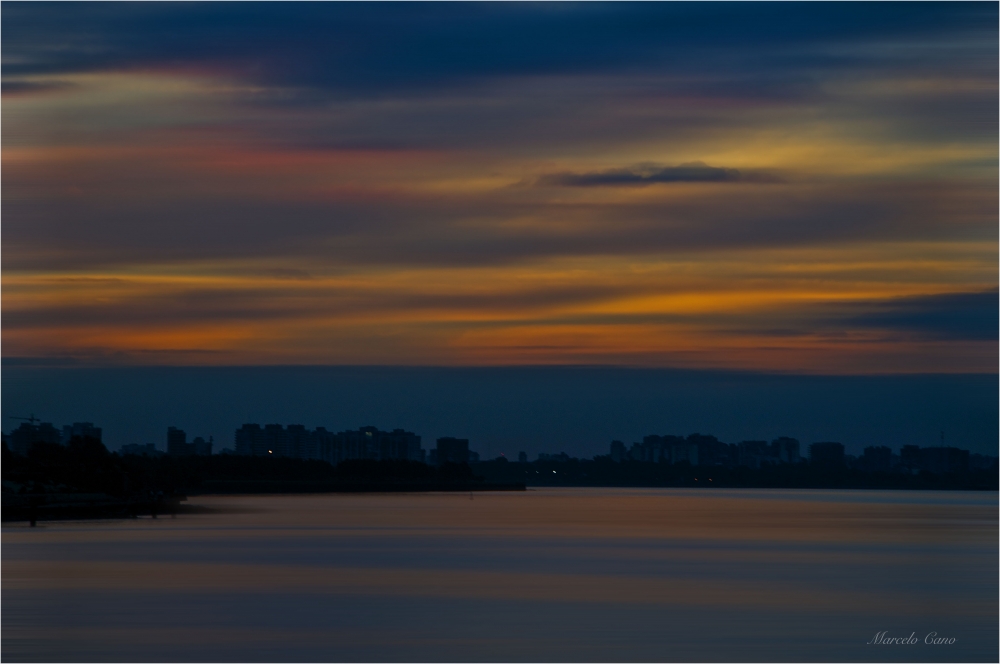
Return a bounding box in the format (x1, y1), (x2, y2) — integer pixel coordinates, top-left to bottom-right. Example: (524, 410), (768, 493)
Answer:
(10, 414), (41, 425)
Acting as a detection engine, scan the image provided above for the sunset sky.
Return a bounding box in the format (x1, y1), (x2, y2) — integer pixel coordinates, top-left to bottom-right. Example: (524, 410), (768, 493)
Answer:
(3, 3), (997, 374)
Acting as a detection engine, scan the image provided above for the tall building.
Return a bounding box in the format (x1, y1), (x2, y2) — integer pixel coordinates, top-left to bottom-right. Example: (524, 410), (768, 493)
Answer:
(668, 439), (699, 466)
(235, 423), (266, 456)
(191, 436), (213, 456)
(916, 446), (969, 474)
(168, 427), (213, 456)
(379, 428), (423, 462)
(314, 427), (341, 464)
(264, 424), (290, 457)
(291, 425), (319, 460)
(167, 427), (188, 455)
(286, 424), (312, 459)
(60, 422), (102, 444)
(611, 436), (699, 465)
(234, 423), (423, 463)
(340, 426), (380, 460)
(771, 437), (800, 464)
(689, 434), (732, 467)
(338, 426), (422, 462)
(641, 435), (666, 462)
(8, 421), (61, 455)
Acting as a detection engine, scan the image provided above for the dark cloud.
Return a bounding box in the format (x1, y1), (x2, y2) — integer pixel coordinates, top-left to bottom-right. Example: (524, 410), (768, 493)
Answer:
(700, 291), (1000, 344)
(849, 290), (998, 341)
(3, 173), (995, 271)
(1, 79), (75, 96)
(2, 3), (994, 100)
(536, 162), (780, 187)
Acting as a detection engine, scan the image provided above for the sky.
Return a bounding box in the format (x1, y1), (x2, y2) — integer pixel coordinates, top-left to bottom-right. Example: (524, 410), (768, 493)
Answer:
(2, 4), (997, 454)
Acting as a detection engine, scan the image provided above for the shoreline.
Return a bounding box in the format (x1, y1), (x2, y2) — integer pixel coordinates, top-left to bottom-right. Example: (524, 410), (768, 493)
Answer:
(6, 480), (996, 525)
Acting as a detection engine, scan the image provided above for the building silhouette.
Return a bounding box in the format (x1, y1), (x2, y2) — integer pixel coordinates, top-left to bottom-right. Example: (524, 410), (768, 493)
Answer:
(336, 427), (423, 463)
(8, 420), (102, 455)
(771, 437), (800, 464)
(809, 442), (845, 468)
(616, 435), (708, 466)
(167, 427), (213, 456)
(671, 439), (700, 466)
(167, 427), (187, 455)
(234, 423), (423, 463)
(216, 421), (995, 476)
(8, 421), (61, 455)
(263, 424), (289, 457)
(689, 434), (733, 467)
(120, 443), (163, 457)
(191, 436), (213, 456)
(859, 445), (892, 472)
(235, 423), (266, 456)
(735, 438), (800, 468)
(435, 437), (469, 464)
(899, 445), (969, 474)
(61, 422), (102, 445)
(607, 434), (801, 469)
(969, 453), (998, 471)
(737, 440), (770, 469)
(313, 427), (339, 463)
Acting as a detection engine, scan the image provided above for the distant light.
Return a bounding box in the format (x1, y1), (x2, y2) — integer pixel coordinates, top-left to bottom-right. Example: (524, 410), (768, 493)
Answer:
(268, 450), (273, 454)
(552, 470), (556, 473)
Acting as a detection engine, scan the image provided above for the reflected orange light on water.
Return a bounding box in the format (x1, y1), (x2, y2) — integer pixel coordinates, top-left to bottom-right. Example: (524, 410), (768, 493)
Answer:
(3, 489), (996, 661)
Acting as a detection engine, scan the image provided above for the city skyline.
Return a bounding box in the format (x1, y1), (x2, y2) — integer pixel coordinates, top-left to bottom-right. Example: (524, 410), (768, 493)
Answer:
(9, 416), (995, 476)
(4, 365), (997, 456)
(3, 3), (996, 373)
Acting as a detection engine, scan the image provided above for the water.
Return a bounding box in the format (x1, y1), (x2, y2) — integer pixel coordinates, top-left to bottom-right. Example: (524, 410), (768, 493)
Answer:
(3, 488), (997, 662)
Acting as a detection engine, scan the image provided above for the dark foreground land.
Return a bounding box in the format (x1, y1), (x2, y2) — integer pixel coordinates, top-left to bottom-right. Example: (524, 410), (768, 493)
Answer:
(1, 439), (523, 523)
(474, 456), (999, 491)
(3, 438), (995, 524)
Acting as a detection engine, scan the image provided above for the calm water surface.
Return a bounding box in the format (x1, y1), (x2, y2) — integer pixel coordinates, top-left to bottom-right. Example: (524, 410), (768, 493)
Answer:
(3, 488), (997, 662)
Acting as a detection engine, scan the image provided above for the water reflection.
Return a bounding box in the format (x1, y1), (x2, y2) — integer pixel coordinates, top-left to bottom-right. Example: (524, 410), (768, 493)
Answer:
(3, 489), (996, 662)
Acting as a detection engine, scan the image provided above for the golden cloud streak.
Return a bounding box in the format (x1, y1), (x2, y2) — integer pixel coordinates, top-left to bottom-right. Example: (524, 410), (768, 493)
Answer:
(3, 69), (996, 371)
(3, 239), (994, 371)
